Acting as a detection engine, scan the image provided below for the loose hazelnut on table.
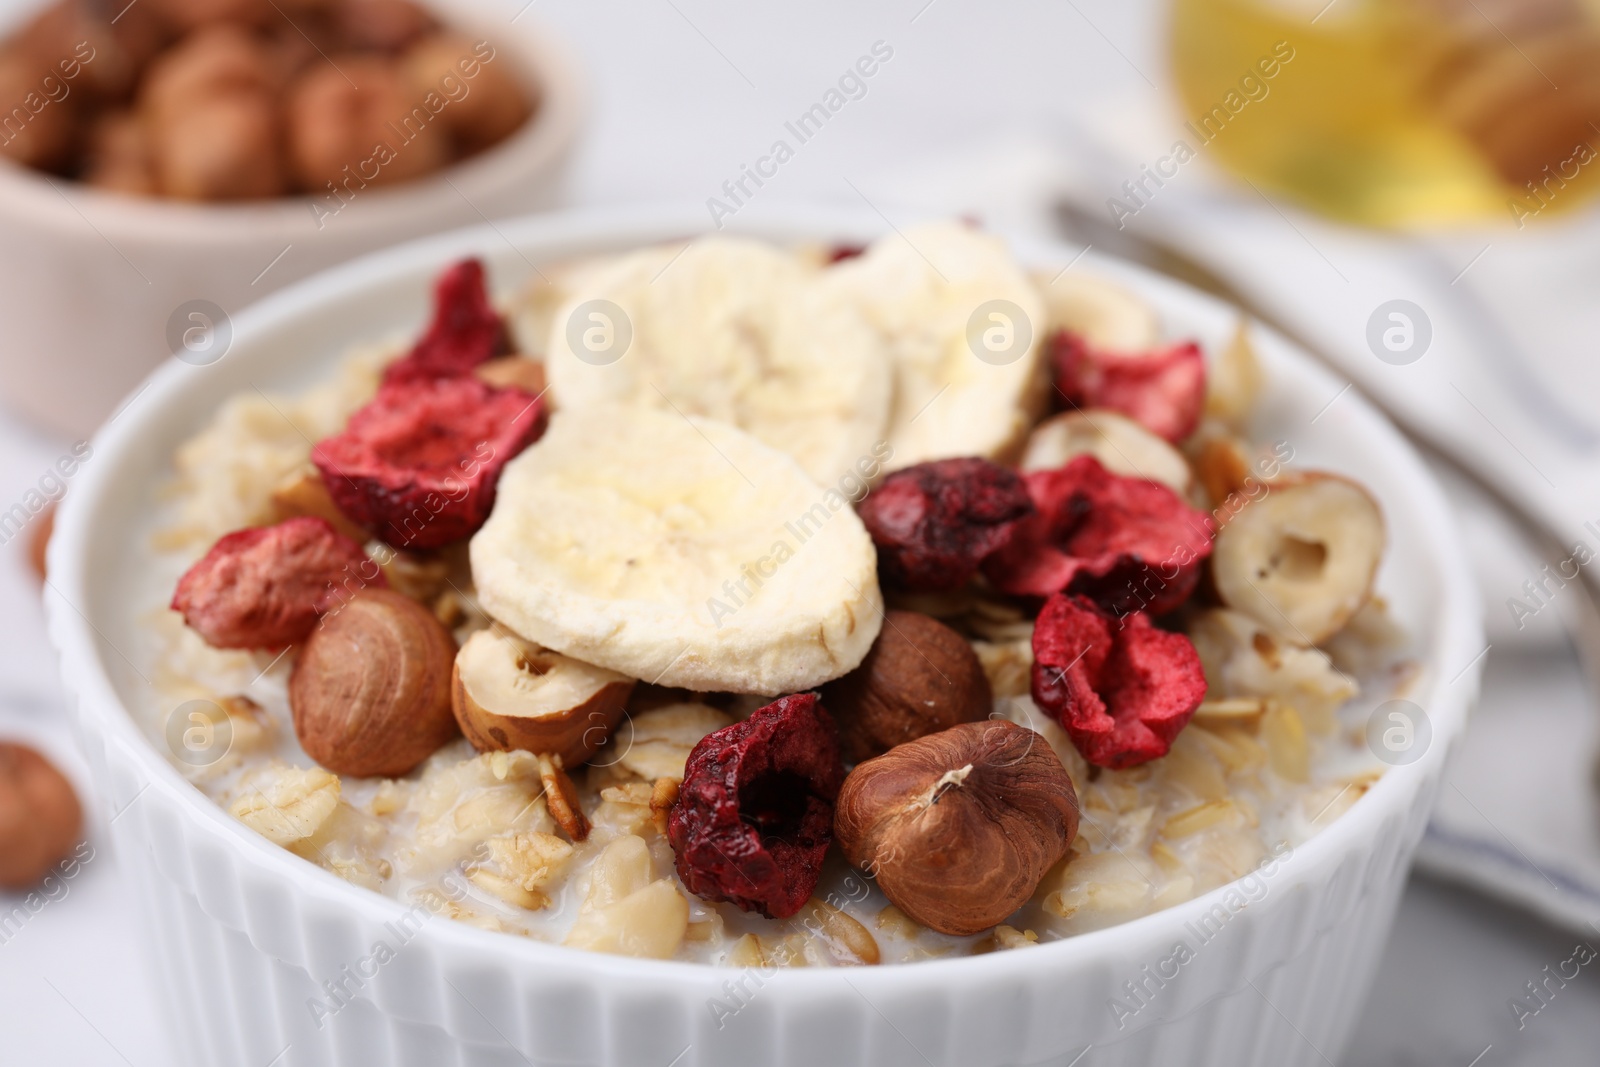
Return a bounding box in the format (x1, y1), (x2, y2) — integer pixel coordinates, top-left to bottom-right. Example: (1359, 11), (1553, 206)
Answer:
(820, 610), (992, 764)
(1210, 472), (1385, 646)
(290, 588), (459, 777)
(0, 742), (83, 890)
(451, 627), (634, 768)
(834, 720), (1078, 937)
(28, 503), (55, 581)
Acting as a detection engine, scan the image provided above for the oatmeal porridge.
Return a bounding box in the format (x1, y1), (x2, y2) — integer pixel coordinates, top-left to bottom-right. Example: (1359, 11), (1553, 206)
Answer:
(138, 224), (1413, 967)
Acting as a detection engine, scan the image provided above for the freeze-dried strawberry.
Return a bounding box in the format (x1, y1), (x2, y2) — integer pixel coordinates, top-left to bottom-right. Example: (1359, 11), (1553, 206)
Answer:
(313, 376), (542, 549)
(667, 692), (845, 919)
(1052, 331), (1205, 443)
(382, 259), (510, 384)
(171, 517), (386, 649)
(984, 454), (1213, 616)
(1031, 594), (1205, 768)
(858, 458), (1035, 591)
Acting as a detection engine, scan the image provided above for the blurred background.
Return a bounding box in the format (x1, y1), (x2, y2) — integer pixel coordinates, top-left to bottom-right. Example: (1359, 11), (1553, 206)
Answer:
(3, 0), (1600, 1063)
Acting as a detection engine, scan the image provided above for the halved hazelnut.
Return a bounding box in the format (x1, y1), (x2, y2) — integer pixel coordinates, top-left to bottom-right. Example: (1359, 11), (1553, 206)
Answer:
(1021, 409), (1193, 494)
(820, 610), (992, 764)
(834, 720), (1078, 936)
(452, 627), (634, 766)
(1211, 473), (1384, 646)
(290, 589), (459, 777)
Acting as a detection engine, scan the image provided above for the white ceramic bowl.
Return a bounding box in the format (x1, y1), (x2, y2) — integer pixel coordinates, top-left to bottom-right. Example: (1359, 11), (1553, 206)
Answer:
(46, 204), (1483, 1067)
(0, 0), (584, 437)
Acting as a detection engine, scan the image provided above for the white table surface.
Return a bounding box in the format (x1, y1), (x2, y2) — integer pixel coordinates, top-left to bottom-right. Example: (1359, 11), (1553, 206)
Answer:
(4, 1), (1599, 1064)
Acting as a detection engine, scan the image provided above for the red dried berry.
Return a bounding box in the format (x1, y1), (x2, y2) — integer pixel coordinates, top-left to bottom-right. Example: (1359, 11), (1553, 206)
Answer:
(825, 243), (865, 263)
(382, 259), (510, 385)
(667, 692), (845, 919)
(984, 455), (1213, 616)
(171, 517), (386, 650)
(858, 458), (1035, 591)
(313, 376), (542, 550)
(1052, 331), (1205, 443)
(1031, 594), (1206, 768)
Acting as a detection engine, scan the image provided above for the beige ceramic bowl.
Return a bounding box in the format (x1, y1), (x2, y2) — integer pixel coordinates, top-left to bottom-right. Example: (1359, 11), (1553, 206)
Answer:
(0, 0), (584, 436)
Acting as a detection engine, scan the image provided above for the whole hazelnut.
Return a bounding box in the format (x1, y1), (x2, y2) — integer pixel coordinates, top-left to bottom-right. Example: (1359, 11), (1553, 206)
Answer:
(140, 24), (280, 128)
(285, 55), (449, 191)
(403, 32), (533, 152)
(0, 54), (77, 170)
(147, 0), (276, 33)
(820, 610), (992, 763)
(0, 742), (83, 890)
(338, 0), (438, 54)
(151, 94), (286, 200)
(290, 588), (459, 777)
(83, 111), (156, 196)
(834, 720), (1078, 936)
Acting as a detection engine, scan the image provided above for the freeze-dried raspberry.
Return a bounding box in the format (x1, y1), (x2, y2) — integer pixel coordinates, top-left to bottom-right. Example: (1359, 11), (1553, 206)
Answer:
(1052, 331), (1205, 443)
(667, 692), (845, 919)
(171, 517), (386, 649)
(313, 376), (542, 549)
(858, 458), (1035, 591)
(984, 454), (1213, 616)
(1031, 594), (1205, 768)
(382, 259), (510, 384)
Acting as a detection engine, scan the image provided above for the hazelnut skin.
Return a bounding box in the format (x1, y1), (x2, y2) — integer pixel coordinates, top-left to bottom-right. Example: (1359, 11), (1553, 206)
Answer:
(820, 610), (992, 764)
(834, 720), (1078, 936)
(290, 589), (459, 777)
(0, 742), (83, 890)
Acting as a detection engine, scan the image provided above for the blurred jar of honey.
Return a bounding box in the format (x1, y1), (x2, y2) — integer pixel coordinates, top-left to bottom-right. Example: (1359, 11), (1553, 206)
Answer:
(1169, 0), (1600, 227)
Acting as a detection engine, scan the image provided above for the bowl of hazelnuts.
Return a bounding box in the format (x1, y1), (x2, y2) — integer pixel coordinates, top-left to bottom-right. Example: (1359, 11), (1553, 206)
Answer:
(0, 0), (582, 436)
